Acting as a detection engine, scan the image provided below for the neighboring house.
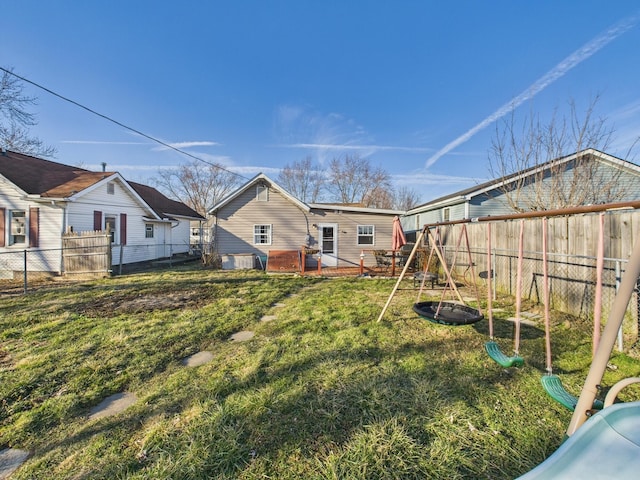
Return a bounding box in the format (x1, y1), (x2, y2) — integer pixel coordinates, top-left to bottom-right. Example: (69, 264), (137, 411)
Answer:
(0, 150), (204, 274)
(208, 173), (404, 269)
(403, 149), (640, 236)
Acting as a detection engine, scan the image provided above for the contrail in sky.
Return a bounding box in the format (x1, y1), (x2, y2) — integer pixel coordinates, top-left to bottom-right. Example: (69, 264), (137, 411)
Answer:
(425, 12), (640, 168)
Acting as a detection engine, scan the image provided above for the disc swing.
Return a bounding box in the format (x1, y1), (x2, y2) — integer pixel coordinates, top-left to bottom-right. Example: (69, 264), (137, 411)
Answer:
(412, 224), (484, 326)
(484, 220), (524, 367)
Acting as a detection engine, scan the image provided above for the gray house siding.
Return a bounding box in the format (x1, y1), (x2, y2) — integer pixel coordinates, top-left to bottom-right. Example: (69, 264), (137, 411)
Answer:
(211, 174), (403, 268)
(467, 192), (513, 218)
(403, 150), (640, 233)
(308, 208), (398, 267)
(215, 186), (310, 258)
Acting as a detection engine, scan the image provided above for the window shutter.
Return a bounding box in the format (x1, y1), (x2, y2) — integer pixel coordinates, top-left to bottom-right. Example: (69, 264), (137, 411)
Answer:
(120, 213), (127, 245)
(29, 207), (39, 248)
(93, 210), (102, 231)
(0, 208), (5, 247)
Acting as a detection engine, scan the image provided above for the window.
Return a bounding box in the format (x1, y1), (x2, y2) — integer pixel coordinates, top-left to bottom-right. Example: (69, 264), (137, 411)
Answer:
(357, 225), (374, 245)
(145, 224), (154, 238)
(105, 215), (116, 243)
(256, 184), (269, 201)
(443, 208), (450, 222)
(107, 182), (115, 194)
(253, 224), (272, 245)
(10, 210), (26, 245)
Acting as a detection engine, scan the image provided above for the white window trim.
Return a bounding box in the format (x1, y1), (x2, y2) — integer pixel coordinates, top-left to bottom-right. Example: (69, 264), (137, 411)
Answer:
(105, 214), (118, 244)
(145, 223), (154, 239)
(356, 224), (375, 246)
(9, 210), (27, 246)
(253, 224), (272, 245)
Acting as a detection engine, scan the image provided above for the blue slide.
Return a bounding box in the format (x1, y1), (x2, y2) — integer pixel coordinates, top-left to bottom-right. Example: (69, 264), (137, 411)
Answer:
(517, 401), (640, 479)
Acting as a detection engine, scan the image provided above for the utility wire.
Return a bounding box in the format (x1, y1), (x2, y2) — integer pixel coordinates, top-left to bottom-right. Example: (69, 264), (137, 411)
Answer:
(0, 66), (249, 181)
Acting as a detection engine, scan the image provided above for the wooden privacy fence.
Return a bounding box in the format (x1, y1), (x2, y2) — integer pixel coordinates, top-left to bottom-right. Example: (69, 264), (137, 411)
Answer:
(62, 230), (111, 276)
(424, 207), (640, 347)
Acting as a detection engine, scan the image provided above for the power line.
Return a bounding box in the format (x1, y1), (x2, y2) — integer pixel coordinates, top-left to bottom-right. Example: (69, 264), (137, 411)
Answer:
(0, 66), (249, 181)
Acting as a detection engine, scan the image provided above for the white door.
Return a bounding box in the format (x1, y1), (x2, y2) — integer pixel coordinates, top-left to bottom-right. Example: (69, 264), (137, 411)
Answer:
(318, 223), (338, 267)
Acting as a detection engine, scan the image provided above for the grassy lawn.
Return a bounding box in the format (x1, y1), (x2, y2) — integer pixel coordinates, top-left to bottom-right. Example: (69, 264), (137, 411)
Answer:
(1, 265), (639, 479)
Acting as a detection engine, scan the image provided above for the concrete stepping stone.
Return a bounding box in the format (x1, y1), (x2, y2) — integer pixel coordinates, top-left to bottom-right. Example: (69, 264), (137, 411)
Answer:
(181, 351), (213, 367)
(88, 392), (137, 421)
(0, 449), (29, 479)
(230, 330), (255, 342)
(272, 302), (286, 307)
(260, 315), (277, 322)
(506, 316), (538, 327)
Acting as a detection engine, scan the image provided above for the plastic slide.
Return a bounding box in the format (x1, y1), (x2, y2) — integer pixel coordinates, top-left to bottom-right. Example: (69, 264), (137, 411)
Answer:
(517, 401), (640, 479)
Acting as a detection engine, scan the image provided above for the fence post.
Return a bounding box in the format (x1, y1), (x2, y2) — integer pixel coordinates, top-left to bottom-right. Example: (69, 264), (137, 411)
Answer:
(616, 260), (623, 351)
(23, 249), (28, 294)
(107, 237), (113, 275)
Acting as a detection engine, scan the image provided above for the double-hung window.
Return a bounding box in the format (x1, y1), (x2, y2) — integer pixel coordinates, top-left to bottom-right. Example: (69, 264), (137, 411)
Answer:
(105, 215), (117, 243)
(10, 210), (26, 245)
(254, 224), (272, 245)
(357, 225), (374, 245)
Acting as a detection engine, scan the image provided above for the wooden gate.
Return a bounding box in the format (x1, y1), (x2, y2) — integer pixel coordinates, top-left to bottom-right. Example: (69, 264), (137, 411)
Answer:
(62, 230), (111, 276)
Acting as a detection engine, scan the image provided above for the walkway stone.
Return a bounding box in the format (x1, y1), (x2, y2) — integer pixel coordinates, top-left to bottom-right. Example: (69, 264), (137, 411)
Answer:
(260, 315), (277, 322)
(272, 302), (286, 307)
(182, 351), (214, 367)
(0, 449), (29, 479)
(230, 330), (255, 342)
(88, 392), (137, 421)
(506, 316), (538, 327)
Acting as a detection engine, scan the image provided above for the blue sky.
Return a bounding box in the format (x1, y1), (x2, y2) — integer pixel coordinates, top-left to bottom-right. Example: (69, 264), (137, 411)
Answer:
(2, 1), (640, 203)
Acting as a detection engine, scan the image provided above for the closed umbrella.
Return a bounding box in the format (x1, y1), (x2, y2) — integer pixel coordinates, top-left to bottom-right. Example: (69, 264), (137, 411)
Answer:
(392, 216), (406, 251)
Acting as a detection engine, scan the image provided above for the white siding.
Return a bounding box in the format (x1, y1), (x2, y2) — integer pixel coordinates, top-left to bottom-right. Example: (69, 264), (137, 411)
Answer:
(0, 181), (65, 273)
(68, 179), (192, 265)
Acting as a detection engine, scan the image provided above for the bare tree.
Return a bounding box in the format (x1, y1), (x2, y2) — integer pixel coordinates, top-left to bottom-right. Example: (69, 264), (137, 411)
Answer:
(325, 154), (393, 207)
(0, 68), (56, 158)
(393, 186), (422, 211)
(154, 160), (241, 217)
(488, 97), (632, 212)
(277, 156), (325, 202)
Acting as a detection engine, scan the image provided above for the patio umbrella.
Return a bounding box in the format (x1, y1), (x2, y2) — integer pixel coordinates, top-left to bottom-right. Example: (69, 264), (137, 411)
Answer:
(391, 216), (406, 251)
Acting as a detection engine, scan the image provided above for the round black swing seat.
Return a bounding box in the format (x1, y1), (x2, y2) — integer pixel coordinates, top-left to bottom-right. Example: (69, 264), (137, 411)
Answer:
(413, 301), (484, 326)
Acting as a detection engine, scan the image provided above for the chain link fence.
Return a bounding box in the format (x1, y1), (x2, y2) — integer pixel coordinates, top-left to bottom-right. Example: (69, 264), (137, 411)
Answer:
(0, 243), (202, 293)
(441, 245), (638, 349)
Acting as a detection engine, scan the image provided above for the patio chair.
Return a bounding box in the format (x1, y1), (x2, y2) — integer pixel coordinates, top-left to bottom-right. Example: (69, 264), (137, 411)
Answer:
(374, 250), (391, 272)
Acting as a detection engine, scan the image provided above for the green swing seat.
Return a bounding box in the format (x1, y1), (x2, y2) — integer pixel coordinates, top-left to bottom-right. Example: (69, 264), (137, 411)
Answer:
(484, 341), (524, 368)
(541, 374), (604, 411)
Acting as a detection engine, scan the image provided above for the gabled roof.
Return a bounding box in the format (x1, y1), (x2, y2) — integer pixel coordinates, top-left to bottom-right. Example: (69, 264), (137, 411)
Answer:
(209, 173), (310, 213)
(129, 182), (204, 220)
(0, 150), (116, 197)
(0, 149), (203, 220)
(209, 172), (405, 216)
(407, 148), (640, 214)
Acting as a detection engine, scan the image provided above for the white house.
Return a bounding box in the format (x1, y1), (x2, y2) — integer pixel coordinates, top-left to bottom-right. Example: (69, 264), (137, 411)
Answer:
(0, 150), (204, 275)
